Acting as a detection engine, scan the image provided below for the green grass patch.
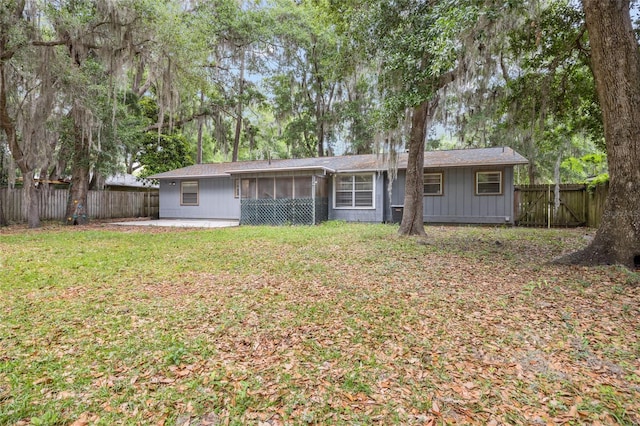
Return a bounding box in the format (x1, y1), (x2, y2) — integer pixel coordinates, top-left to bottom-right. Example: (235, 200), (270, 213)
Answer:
(1, 222), (638, 424)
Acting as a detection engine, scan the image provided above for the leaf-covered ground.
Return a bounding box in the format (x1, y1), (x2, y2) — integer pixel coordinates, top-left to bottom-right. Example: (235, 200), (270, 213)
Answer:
(1, 222), (638, 425)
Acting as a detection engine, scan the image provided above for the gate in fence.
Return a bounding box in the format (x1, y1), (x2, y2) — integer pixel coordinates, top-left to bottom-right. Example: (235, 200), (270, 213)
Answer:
(514, 184), (607, 228)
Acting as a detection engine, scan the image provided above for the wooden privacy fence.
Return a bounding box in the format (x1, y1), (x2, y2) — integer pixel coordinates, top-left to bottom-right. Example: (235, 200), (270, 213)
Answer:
(0, 188), (159, 224)
(514, 184), (608, 228)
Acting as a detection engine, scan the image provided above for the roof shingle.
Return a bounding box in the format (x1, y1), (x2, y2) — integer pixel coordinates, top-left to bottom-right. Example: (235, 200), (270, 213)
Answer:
(149, 147), (528, 179)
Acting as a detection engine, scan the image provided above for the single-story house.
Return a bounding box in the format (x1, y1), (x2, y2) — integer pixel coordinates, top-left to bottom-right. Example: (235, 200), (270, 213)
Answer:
(149, 146), (528, 225)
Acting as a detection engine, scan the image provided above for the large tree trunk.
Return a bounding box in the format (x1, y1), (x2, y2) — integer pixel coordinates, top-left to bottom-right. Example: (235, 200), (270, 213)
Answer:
(22, 172), (41, 228)
(89, 171), (105, 191)
(399, 100), (435, 237)
(527, 163), (536, 185)
(197, 91), (204, 164)
(232, 48), (245, 163)
(197, 113), (204, 164)
(316, 111), (325, 157)
(0, 137), (7, 227)
(65, 112), (90, 225)
(1, 59), (41, 228)
(560, 0), (640, 269)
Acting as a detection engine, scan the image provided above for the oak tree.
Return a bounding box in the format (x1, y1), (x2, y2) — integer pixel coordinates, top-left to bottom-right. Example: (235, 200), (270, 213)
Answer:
(559, 0), (640, 269)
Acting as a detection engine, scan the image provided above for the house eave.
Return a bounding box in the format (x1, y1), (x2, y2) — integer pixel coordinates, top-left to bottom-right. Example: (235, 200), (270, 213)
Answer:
(150, 173), (230, 179)
(334, 168), (386, 174)
(423, 160), (529, 168)
(227, 165), (336, 175)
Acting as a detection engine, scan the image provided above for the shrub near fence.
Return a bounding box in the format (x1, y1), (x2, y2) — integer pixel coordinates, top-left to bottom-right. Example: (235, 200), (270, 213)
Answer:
(0, 188), (159, 224)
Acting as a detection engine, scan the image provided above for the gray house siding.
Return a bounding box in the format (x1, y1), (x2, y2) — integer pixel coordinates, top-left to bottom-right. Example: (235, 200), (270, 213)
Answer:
(389, 167), (516, 224)
(151, 147), (528, 225)
(328, 173), (385, 223)
(159, 177), (240, 219)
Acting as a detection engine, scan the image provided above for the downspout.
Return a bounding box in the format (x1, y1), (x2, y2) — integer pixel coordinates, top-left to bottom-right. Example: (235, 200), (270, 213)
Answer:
(238, 178), (242, 225)
(312, 175), (316, 225)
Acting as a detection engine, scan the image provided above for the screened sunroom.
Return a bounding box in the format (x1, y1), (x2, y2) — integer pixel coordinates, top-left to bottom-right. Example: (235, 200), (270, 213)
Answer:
(235, 173), (328, 225)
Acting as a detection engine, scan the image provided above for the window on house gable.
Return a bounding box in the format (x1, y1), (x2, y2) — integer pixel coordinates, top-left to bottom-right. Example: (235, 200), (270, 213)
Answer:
(181, 181), (199, 205)
(334, 174), (374, 208)
(476, 171), (502, 195)
(423, 172), (443, 195)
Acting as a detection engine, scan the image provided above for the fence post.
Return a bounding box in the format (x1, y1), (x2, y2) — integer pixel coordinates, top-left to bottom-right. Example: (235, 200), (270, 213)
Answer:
(547, 184), (551, 229)
(0, 188), (6, 226)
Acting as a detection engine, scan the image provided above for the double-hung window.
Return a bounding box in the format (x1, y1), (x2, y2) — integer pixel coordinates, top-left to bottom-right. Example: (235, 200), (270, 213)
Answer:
(423, 172), (443, 195)
(181, 181), (199, 205)
(334, 174), (374, 208)
(475, 171), (502, 195)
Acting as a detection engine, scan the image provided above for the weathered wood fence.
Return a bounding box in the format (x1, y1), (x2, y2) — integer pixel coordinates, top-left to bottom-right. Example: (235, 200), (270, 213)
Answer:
(514, 184), (608, 228)
(0, 188), (159, 224)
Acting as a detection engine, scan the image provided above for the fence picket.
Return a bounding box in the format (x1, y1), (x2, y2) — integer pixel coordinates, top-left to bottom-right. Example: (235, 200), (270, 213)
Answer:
(2, 185), (605, 227)
(0, 188), (159, 224)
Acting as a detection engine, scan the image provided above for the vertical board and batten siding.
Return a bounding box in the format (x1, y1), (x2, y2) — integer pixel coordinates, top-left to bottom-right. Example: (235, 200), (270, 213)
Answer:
(389, 167), (516, 224)
(158, 177), (240, 219)
(0, 188), (158, 223)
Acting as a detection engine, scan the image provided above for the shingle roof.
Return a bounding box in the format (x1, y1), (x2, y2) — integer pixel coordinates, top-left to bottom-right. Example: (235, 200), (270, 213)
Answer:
(105, 173), (158, 188)
(148, 147), (528, 179)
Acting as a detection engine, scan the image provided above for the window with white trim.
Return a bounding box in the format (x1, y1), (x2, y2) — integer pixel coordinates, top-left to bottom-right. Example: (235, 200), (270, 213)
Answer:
(334, 174), (374, 208)
(423, 172), (443, 195)
(475, 171), (502, 195)
(181, 181), (199, 205)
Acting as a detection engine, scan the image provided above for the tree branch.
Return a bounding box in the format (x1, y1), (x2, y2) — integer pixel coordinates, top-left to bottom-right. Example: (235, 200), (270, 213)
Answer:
(31, 39), (69, 47)
(144, 111), (210, 132)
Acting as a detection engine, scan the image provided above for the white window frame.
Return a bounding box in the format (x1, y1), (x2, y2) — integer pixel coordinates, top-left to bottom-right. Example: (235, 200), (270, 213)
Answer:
(423, 172), (444, 196)
(333, 173), (375, 209)
(180, 181), (199, 206)
(234, 179), (240, 198)
(475, 171), (503, 195)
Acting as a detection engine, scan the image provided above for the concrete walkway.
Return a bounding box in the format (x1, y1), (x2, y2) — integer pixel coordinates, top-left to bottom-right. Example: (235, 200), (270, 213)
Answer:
(111, 219), (239, 228)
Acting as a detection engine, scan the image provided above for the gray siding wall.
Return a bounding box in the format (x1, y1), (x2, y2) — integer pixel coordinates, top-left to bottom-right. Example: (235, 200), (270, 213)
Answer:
(158, 167), (516, 224)
(389, 167), (516, 224)
(328, 172), (385, 223)
(159, 177), (240, 219)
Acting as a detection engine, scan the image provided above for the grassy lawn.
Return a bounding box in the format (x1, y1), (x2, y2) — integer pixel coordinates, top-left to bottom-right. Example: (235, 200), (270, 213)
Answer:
(1, 222), (639, 425)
